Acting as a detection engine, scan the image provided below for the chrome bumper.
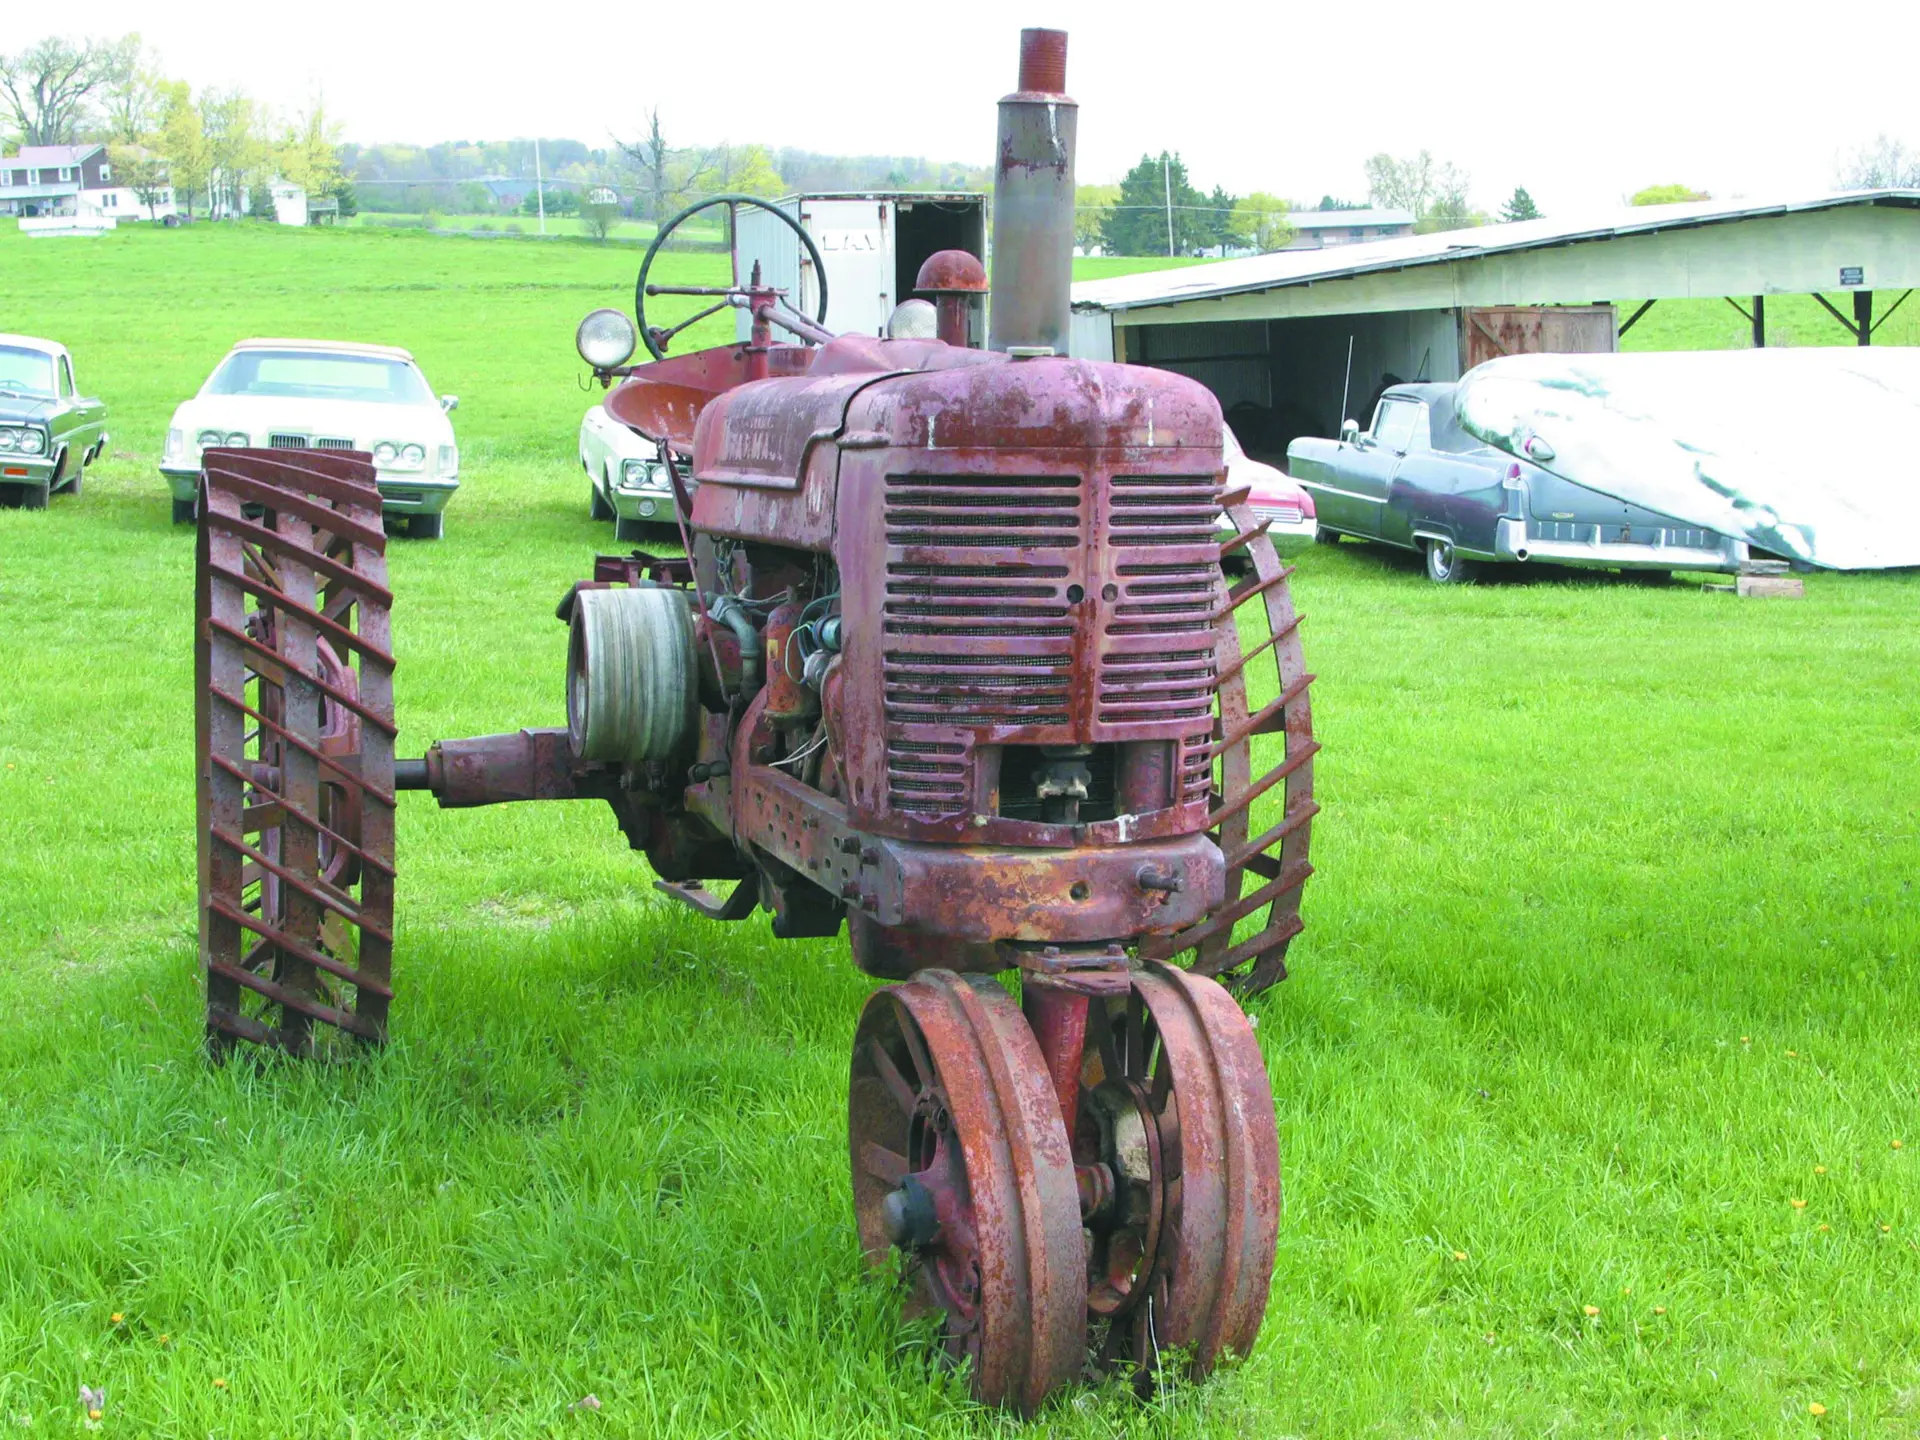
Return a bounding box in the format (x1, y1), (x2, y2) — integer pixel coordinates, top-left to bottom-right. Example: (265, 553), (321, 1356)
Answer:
(1496, 517), (1747, 573)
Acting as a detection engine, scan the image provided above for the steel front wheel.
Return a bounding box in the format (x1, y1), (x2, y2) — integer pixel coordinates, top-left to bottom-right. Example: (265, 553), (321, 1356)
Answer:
(850, 971), (1086, 1414)
(1078, 962), (1280, 1386)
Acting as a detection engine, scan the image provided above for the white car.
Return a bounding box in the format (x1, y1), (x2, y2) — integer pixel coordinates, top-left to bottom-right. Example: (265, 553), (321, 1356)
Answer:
(579, 403), (683, 541)
(161, 338), (460, 537)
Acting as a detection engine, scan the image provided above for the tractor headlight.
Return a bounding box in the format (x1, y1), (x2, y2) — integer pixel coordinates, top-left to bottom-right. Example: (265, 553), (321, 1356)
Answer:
(196, 428), (225, 449)
(577, 307), (637, 370)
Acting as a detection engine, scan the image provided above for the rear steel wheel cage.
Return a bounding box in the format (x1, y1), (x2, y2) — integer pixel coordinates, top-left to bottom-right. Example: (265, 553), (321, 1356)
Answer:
(195, 448), (396, 1057)
(1138, 503), (1316, 996)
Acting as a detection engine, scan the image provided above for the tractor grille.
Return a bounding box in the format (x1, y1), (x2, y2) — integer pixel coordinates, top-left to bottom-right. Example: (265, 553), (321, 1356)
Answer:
(1099, 475), (1221, 728)
(882, 472), (1081, 816)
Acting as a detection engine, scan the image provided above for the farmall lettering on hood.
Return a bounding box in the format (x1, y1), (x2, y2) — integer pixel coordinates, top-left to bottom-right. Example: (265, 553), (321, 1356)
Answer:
(1456, 347), (1920, 570)
(186, 28), (1315, 1414)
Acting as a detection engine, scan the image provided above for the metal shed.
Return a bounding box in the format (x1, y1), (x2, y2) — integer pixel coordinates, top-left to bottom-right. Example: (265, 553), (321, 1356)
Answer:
(1069, 190), (1920, 458)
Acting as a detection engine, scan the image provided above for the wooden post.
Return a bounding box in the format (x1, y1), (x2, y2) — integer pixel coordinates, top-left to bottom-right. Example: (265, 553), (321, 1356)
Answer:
(1854, 290), (1873, 346)
(1752, 294), (1765, 348)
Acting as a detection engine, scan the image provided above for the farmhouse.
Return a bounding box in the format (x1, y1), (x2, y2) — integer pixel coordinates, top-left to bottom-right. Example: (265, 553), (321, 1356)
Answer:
(1283, 207), (1415, 249)
(1069, 189), (1920, 455)
(0, 143), (176, 223)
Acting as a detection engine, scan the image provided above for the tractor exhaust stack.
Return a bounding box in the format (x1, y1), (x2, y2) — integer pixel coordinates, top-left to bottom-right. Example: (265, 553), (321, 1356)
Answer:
(987, 28), (1078, 355)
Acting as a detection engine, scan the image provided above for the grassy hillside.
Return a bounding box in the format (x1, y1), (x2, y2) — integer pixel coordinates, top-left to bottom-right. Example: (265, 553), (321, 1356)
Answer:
(0, 222), (1915, 1438)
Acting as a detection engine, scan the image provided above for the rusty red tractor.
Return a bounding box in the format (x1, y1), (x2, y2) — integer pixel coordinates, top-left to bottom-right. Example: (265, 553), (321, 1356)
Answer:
(192, 29), (1315, 1413)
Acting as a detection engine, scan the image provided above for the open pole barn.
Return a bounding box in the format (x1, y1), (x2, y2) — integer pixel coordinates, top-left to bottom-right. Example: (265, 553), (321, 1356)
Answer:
(1068, 190), (1920, 458)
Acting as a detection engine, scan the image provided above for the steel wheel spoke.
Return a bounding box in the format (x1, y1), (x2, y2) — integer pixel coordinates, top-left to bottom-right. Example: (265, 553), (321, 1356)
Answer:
(869, 1036), (918, 1114)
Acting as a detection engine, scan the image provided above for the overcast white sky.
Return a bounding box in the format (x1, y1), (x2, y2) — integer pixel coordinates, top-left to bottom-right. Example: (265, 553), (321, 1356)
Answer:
(14, 0), (1920, 211)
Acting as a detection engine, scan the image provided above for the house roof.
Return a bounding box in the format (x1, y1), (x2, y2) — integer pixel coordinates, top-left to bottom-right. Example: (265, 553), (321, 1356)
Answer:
(1073, 189), (1920, 314)
(1290, 208), (1414, 230)
(230, 338), (416, 362)
(4, 144), (104, 167)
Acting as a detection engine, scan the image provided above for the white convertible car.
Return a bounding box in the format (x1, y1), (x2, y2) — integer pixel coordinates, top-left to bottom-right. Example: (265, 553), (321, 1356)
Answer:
(579, 402), (685, 541)
(161, 338), (460, 537)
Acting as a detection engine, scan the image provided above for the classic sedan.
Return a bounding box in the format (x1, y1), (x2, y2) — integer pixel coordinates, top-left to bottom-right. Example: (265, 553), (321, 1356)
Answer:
(0, 333), (109, 509)
(578, 402), (687, 541)
(1289, 381), (1748, 583)
(161, 339), (459, 537)
(1220, 424), (1315, 551)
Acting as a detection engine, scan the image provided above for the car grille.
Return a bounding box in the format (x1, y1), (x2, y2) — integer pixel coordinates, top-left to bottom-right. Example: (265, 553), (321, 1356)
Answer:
(268, 433), (356, 452)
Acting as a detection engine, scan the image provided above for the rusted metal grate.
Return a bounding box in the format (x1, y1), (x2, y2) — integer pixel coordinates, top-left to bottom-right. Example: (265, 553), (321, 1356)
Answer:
(195, 447), (396, 1056)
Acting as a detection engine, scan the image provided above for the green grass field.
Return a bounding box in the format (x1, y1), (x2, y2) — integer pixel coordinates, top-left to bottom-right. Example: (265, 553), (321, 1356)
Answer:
(1, 222), (1916, 1437)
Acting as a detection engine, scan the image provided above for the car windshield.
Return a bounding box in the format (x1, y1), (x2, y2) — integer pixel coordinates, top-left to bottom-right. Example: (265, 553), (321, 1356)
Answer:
(205, 349), (433, 405)
(0, 345), (57, 396)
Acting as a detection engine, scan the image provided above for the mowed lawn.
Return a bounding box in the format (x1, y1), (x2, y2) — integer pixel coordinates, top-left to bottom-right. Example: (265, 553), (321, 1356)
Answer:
(1, 222), (1917, 1438)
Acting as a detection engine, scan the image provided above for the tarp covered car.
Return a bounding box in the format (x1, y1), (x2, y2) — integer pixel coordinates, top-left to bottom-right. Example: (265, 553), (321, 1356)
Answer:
(1456, 348), (1920, 571)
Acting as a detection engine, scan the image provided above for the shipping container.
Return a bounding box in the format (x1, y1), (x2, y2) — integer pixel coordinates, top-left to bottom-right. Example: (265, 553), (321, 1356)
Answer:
(733, 192), (987, 343)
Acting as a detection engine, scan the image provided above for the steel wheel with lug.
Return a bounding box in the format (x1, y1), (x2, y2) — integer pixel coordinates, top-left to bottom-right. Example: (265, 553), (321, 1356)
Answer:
(850, 970), (1086, 1414)
(1078, 961), (1279, 1388)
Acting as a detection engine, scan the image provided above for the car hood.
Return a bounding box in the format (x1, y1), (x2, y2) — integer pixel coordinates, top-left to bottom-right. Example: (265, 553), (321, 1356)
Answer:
(171, 393), (453, 445)
(0, 394), (56, 423)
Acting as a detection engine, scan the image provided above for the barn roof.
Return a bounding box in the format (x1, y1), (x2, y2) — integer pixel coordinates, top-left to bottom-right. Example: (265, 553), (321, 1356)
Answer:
(1072, 190), (1920, 316)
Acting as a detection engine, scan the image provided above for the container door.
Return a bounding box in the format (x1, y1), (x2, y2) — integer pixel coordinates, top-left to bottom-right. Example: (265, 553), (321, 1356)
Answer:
(1461, 305), (1617, 370)
(806, 198), (893, 337)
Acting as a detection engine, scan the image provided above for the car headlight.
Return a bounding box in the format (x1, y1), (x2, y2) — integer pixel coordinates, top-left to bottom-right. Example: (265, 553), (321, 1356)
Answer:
(620, 458), (657, 488)
(166, 427), (184, 461)
(372, 441), (398, 464)
(0, 430), (16, 452)
(437, 444), (458, 476)
(400, 443), (425, 466)
(196, 428), (225, 449)
(225, 430), (248, 447)
(577, 307), (638, 370)
(18, 428), (45, 455)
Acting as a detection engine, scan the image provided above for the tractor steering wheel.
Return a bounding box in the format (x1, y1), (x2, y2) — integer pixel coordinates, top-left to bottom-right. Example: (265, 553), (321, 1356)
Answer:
(635, 194), (831, 360)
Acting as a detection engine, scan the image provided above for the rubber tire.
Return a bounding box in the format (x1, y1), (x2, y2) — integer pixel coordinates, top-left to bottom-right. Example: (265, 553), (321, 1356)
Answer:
(172, 497), (197, 525)
(19, 480), (49, 510)
(407, 512), (444, 541)
(613, 515), (647, 543)
(590, 476), (614, 521)
(1425, 537), (1476, 585)
(1314, 527), (1340, 545)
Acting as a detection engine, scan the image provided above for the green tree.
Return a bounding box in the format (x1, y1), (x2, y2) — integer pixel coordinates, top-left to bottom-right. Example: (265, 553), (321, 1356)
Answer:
(580, 195), (619, 241)
(1074, 183), (1119, 252)
(1364, 150), (1435, 216)
(276, 101), (343, 202)
(1231, 192), (1293, 252)
(1630, 183), (1710, 205)
(1100, 152), (1206, 257)
(1316, 194), (1365, 211)
(97, 34), (161, 145)
(329, 178), (357, 219)
(154, 80), (207, 218)
(1418, 163), (1477, 234)
(199, 88), (261, 218)
(1199, 184), (1239, 254)
(1500, 186), (1541, 223)
(112, 146), (169, 219)
(0, 35), (118, 146)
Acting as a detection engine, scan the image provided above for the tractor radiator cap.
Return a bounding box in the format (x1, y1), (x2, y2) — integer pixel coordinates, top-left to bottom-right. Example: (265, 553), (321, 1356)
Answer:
(567, 586), (698, 766)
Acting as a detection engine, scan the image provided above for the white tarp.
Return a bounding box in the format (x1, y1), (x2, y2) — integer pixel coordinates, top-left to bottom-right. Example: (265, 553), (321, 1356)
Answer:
(1455, 347), (1920, 570)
